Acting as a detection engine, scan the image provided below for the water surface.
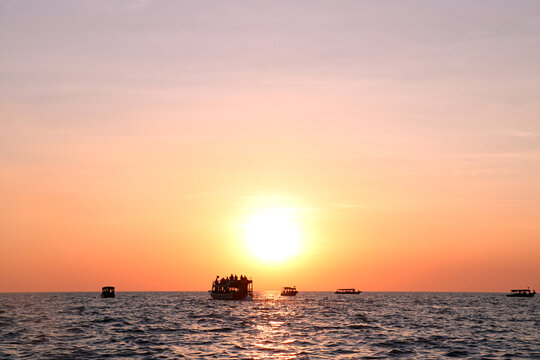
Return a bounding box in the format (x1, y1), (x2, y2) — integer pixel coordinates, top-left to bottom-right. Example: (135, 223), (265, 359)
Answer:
(0, 292), (538, 359)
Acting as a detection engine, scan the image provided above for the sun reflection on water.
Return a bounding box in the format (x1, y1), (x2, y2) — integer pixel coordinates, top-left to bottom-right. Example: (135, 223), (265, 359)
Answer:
(248, 291), (303, 360)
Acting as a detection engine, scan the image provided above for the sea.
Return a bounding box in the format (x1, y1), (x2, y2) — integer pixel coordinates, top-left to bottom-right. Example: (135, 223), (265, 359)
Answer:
(0, 292), (538, 359)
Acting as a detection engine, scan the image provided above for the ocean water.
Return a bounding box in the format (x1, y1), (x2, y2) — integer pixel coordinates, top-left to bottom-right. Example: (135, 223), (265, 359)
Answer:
(0, 292), (538, 359)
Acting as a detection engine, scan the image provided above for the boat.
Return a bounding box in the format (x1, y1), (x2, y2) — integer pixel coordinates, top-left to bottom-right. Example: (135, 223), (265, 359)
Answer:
(335, 288), (362, 294)
(281, 286), (298, 296)
(209, 275), (253, 300)
(506, 288), (536, 297)
(101, 286), (115, 298)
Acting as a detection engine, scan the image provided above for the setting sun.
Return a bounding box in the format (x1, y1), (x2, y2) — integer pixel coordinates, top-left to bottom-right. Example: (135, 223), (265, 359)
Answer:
(242, 207), (302, 262)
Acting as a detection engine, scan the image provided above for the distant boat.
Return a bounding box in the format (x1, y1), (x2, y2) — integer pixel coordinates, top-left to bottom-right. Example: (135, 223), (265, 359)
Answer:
(209, 275), (253, 300)
(281, 286), (298, 296)
(335, 288), (362, 295)
(506, 288), (536, 298)
(101, 286), (115, 298)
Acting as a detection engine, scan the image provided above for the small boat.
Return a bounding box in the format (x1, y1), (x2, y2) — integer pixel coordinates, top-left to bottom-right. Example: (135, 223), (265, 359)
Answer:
(506, 288), (536, 297)
(281, 286), (298, 296)
(209, 275), (253, 300)
(101, 286), (115, 298)
(335, 288), (362, 295)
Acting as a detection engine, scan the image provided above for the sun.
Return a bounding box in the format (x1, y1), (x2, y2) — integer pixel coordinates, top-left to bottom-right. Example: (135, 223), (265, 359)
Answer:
(242, 207), (302, 262)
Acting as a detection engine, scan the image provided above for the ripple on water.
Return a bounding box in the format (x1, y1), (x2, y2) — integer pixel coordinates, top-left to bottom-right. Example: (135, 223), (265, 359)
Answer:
(0, 292), (538, 359)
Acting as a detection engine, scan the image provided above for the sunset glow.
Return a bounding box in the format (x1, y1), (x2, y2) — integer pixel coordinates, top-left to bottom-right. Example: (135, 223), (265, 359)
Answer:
(1, 1), (539, 293)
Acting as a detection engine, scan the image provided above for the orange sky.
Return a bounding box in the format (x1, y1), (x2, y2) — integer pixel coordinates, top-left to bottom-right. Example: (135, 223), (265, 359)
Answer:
(1, 1), (539, 292)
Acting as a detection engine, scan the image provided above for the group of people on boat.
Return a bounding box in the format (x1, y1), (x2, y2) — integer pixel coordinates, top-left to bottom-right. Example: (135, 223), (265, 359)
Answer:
(210, 274), (253, 300)
(213, 274), (250, 293)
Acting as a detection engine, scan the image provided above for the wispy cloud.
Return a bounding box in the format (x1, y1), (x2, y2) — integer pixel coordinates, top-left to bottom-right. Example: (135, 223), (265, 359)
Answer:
(504, 130), (537, 138)
(455, 151), (540, 159)
(88, 0), (152, 12)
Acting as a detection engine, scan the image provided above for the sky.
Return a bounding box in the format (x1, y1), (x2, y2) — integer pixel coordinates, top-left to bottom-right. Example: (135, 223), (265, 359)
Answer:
(1, 0), (539, 292)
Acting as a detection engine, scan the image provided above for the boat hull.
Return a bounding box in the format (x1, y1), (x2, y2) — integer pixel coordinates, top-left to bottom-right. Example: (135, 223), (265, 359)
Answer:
(506, 293), (535, 297)
(209, 291), (252, 300)
(335, 291), (362, 294)
(281, 291), (298, 296)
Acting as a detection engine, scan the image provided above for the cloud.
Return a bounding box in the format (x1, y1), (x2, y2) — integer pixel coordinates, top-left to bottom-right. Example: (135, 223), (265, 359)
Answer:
(87, 0), (152, 12)
(504, 130), (537, 138)
(455, 151), (540, 159)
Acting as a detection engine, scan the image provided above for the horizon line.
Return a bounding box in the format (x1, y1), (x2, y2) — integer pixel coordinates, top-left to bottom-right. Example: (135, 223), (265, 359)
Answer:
(0, 290), (516, 294)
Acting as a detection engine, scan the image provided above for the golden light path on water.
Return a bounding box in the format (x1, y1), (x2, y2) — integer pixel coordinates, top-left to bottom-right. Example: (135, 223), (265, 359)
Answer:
(250, 292), (301, 360)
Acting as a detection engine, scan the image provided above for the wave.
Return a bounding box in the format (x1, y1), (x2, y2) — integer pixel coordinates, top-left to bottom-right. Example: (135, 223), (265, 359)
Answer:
(0, 292), (537, 359)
